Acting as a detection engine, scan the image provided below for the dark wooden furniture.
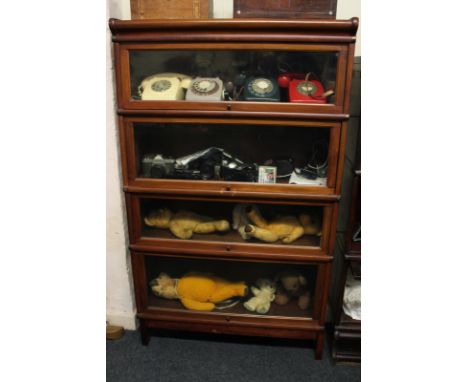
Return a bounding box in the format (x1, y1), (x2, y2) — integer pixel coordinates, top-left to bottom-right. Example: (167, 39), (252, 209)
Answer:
(234, 0), (337, 19)
(131, 0), (209, 20)
(109, 17), (358, 359)
(332, 171), (361, 363)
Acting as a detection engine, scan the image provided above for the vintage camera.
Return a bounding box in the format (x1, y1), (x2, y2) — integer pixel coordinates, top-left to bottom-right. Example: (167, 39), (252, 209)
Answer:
(141, 148), (258, 182)
(141, 154), (176, 178)
(222, 163), (257, 182)
(184, 148), (223, 180)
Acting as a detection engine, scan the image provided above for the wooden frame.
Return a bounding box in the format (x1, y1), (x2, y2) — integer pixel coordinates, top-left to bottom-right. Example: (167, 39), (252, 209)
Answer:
(118, 115), (345, 199)
(109, 17), (359, 360)
(126, 193), (335, 262)
(332, 172), (361, 363)
(115, 42), (348, 115)
(233, 0), (337, 19)
(130, 0), (209, 20)
(132, 250), (332, 359)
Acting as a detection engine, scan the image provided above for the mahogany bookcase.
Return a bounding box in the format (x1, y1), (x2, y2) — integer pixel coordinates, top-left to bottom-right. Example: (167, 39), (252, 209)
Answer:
(109, 17), (358, 359)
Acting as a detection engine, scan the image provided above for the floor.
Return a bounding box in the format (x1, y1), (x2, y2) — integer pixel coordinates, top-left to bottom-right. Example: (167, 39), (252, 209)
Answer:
(107, 329), (360, 382)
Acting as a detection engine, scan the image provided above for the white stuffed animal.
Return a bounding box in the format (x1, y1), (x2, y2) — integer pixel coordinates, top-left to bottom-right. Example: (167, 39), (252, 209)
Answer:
(243, 278), (276, 314)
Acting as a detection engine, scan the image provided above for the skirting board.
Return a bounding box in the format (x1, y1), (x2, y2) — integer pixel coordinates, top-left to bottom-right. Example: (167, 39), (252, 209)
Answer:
(107, 310), (138, 330)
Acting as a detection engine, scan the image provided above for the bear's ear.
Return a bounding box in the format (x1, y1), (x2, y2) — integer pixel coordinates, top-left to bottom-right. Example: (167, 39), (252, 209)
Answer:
(299, 275), (307, 286)
(158, 272), (170, 280)
(273, 273), (281, 283)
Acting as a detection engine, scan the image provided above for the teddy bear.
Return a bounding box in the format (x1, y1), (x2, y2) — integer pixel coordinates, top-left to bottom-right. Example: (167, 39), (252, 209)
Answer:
(232, 204), (321, 244)
(150, 272), (247, 311)
(232, 203), (251, 240)
(243, 278), (276, 314)
(274, 270), (311, 310)
(144, 208), (230, 240)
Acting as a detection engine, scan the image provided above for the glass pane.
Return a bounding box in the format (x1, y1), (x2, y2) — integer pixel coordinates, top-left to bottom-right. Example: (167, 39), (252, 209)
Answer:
(129, 50), (337, 104)
(146, 256), (317, 319)
(134, 123), (329, 186)
(141, 199), (323, 248)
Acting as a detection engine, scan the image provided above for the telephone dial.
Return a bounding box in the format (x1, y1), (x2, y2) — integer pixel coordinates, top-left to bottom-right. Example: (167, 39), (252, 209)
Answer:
(234, 74), (280, 102)
(277, 72), (333, 104)
(138, 73), (192, 101)
(185, 77), (224, 101)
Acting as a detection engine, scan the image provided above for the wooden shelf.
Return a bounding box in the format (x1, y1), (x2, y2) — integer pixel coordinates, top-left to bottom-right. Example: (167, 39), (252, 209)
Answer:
(137, 226), (329, 261)
(147, 294), (315, 320)
(339, 311), (360, 327)
(110, 16), (359, 360)
(138, 294), (322, 340)
(142, 226), (321, 248)
(126, 179), (336, 201)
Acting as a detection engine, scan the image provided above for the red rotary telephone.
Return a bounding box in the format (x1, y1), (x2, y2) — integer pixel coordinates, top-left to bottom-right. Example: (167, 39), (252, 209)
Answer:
(277, 72), (333, 104)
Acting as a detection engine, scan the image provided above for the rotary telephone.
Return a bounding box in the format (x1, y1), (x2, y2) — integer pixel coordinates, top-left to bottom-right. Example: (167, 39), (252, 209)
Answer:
(232, 74), (280, 102)
(138, 73), (192, 101)
(277, 72), (334, 104)
(185, 77), (224, 101)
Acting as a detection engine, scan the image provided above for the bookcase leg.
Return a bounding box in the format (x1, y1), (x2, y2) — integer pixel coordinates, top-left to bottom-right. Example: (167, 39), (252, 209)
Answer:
(315, 332), (325, 360)
(140, 320), (150, 346)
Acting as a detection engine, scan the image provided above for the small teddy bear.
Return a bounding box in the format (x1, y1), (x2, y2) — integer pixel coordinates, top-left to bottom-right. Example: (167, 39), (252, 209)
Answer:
(144, 208), (230, 240)
(243, 278), (276, 314)
(274, 270), (311, 310)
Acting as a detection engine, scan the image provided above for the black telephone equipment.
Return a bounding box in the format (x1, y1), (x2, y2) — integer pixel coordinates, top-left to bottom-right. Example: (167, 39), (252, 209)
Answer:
(232, 73), (280, 102)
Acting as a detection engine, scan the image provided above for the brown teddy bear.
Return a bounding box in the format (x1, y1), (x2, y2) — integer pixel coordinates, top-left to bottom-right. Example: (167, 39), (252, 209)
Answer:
(274, 270), (311, 310)
(144, 208), (230, 240)
(233, 204), (321, 244)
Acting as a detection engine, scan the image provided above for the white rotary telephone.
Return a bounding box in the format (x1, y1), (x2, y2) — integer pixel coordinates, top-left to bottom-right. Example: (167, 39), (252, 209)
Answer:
(185, 77), (224, 101)
(138, 73), (192, 101)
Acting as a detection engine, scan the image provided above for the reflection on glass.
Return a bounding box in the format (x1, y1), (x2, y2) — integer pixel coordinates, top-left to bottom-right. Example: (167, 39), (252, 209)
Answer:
(129, 50), (337, 103)
(134, 123), (329, 186)
(140, 198), (323, 247)
(145, 256), (317, 318)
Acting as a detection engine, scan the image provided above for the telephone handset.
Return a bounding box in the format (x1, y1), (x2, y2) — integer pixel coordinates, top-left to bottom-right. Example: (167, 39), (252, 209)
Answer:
(277, 72), (333, 104)
(138, 73), (192, 101)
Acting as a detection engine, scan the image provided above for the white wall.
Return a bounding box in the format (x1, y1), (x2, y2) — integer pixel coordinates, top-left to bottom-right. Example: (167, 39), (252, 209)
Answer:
(337, 0), (361, 56)
(105, 0), (360, 330)
(106, 0), (136, 329)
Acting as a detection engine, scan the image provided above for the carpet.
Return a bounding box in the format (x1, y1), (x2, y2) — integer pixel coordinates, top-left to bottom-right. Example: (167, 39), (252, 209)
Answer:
(107, 329), (360, 382)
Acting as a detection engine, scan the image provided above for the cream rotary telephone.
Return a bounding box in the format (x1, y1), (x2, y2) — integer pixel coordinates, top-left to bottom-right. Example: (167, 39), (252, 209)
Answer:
(138, 73), (192, 101)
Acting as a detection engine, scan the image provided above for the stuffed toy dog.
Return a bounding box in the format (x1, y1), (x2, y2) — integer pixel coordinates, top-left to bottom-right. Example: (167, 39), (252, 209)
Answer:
(233, 204), (321, 244)
(144, 208), (230, 240)
(243, 278), (276, 314)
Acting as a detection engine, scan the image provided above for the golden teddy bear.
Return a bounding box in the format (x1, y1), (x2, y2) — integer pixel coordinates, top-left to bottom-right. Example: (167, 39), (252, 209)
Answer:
(144, 208), (230, 240)
(274, 269), (311, 310)
(233, 204), (321, 244)
(150, 272), (247, 311)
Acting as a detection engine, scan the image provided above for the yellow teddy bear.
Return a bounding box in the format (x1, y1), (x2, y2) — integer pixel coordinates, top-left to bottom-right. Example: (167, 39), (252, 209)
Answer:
(150, 272), (247, 311)
(144, 208), (230, 240)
